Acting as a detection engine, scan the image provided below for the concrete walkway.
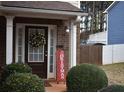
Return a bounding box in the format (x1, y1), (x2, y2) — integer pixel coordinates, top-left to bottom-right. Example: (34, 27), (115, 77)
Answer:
(45, 82), (66, 92)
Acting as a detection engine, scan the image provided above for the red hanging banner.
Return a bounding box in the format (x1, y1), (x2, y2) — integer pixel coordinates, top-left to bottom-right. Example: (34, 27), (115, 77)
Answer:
(56, 49), (65, 83)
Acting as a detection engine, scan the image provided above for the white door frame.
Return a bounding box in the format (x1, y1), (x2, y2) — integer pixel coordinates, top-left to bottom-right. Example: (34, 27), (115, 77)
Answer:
(15, 23), (57, 79)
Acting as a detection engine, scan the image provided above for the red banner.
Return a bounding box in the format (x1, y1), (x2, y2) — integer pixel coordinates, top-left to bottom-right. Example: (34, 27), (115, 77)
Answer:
(56, 49), (65, 83)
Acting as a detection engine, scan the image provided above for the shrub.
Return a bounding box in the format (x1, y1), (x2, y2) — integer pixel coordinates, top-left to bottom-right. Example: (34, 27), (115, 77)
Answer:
(1, 63), (32, 81)
(2, 73), (45, 92)
(99, 85), (124, 92)
(66, 63), (108, 92)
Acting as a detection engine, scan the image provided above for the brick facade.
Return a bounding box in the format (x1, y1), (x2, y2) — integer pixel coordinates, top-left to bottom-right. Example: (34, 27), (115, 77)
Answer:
(57, 22), (69, 76)
(2, 17), (80, 78)
(57, 21), (80, 75)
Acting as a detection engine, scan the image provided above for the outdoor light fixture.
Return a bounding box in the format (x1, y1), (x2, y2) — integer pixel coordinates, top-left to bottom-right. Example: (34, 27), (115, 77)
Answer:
(65, 26), (70, 33)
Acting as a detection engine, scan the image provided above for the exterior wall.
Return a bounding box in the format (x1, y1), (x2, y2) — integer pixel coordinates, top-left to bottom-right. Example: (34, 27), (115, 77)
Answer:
(1, 16), (79, 78)
(108, 1), (124, 44)
(87, 31), (107, 44)
(13, 17), (70, 77)
(13, 17), (63, 62)
(57, 21), (80, 75)
(103, 44), (124, 65)
(57, 22), (69, 76)
(0, 16), (6, 72)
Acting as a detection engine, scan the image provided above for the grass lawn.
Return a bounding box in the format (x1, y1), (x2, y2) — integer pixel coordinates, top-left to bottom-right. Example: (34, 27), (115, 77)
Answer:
(101, 63), (124, 85)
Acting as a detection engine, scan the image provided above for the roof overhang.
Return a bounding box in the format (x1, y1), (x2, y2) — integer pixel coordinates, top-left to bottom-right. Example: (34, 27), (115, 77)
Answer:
(0, 6), (88, 17)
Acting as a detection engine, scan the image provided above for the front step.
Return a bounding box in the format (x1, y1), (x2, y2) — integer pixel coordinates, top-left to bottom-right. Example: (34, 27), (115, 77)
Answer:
(45, 78), (56, 82)
(44, 78), (56, 87)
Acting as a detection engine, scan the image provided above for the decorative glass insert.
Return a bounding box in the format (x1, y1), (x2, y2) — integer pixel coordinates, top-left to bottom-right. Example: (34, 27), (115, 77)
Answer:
(28, 28), (45, 62)
(17, 28), (23, 62)
(49, 29), (54, 73)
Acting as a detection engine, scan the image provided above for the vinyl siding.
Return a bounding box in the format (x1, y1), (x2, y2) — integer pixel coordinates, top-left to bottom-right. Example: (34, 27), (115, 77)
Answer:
(108, 1), (124, 44)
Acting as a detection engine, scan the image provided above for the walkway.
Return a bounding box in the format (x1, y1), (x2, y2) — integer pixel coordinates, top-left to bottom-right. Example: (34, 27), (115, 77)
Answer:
(45, 82), (66, 92)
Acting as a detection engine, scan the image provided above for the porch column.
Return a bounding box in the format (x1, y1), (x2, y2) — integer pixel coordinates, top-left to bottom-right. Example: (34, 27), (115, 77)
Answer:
(69, 21), (77, 68)
(6, 16), (14, 64)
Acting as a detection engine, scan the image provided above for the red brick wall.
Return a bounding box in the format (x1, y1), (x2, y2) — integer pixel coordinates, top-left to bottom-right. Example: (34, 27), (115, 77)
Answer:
(57, 23), (69, 76)
(56, 22), (80, 76)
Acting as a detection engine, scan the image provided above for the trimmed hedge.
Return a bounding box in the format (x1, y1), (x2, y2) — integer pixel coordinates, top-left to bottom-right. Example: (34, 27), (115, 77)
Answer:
(2, 73), (45, 92)
(1, 63), (32, 81)
(66, 63), (108, 92)
(99, 85), (124, 92)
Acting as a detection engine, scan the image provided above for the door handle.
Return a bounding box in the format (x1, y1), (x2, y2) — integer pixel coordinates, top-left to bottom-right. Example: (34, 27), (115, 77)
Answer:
(45, 51), (48, 56)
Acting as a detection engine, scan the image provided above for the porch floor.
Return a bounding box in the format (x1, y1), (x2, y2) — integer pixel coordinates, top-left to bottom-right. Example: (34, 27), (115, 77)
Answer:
(45, 81), (66, 92)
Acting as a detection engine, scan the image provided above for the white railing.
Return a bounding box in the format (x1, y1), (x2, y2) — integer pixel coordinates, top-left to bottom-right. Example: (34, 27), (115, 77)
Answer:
(87, 31), (107, 44)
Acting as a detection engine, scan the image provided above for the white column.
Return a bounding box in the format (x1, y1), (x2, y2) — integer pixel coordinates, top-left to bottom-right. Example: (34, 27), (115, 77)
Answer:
(69, 21), (77, 68)
(6, 16), (14, 64)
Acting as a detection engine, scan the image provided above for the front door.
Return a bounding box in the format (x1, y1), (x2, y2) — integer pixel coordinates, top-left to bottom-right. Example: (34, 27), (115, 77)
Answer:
(25, 26), (48, 78)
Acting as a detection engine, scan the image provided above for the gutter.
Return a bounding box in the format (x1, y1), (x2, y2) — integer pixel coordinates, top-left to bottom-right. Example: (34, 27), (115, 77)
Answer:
(0, 6), (88, 16)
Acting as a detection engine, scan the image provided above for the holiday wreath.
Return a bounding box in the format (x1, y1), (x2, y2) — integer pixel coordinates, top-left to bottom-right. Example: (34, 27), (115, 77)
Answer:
(29, 32), (46, 48)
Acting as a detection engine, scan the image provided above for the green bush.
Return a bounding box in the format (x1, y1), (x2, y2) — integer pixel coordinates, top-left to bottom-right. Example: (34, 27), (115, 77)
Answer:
(66, 63), (108, 92)
(99, 85), (124, 92)
(2, 73), (45, 92)
(1, 63), (32, 81)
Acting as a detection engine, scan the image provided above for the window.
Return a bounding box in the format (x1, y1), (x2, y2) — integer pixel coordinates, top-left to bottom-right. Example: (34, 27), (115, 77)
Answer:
(50, 29), (54, 73)
(17, 28), (23, 62)
(28, 28), (45, 62)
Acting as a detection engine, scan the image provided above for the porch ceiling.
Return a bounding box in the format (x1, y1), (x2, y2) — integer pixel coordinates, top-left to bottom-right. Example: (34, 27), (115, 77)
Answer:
(0, 5), (88, 20)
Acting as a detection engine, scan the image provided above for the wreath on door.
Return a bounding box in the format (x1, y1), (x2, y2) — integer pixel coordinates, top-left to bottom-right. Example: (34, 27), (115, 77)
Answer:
(29, 32), (46, 48)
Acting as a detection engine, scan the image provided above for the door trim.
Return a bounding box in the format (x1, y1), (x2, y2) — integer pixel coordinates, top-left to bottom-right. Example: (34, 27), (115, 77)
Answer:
(47, 25), (57, 79)
(15, 23), (56, 79)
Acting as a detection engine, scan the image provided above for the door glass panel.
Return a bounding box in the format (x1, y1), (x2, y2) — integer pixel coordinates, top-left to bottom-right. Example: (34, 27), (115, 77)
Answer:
(29, 46), (33, 53)
(50, 56), (53, 64)
(18, 56), (22, 62)
(34, 54), (38, 61)
(39, 46), (43, 53)
(50, 39), (54, 46)
(34, 48), (38, 53)
(50, 47), (53, 55)
(39, 54), (43, 61)
(49, 30), (54, 73)
(28, 28), (45, 62)
(17, 28), (23, 62)
(29, 54), (33, 61)
(18, 47), (22, 55)
(50, 56), (53, 72)
(50, 65), (53, 73)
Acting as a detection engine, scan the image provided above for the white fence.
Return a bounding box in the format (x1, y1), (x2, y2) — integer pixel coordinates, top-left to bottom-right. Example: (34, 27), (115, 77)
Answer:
(103, 44), (124, 65)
